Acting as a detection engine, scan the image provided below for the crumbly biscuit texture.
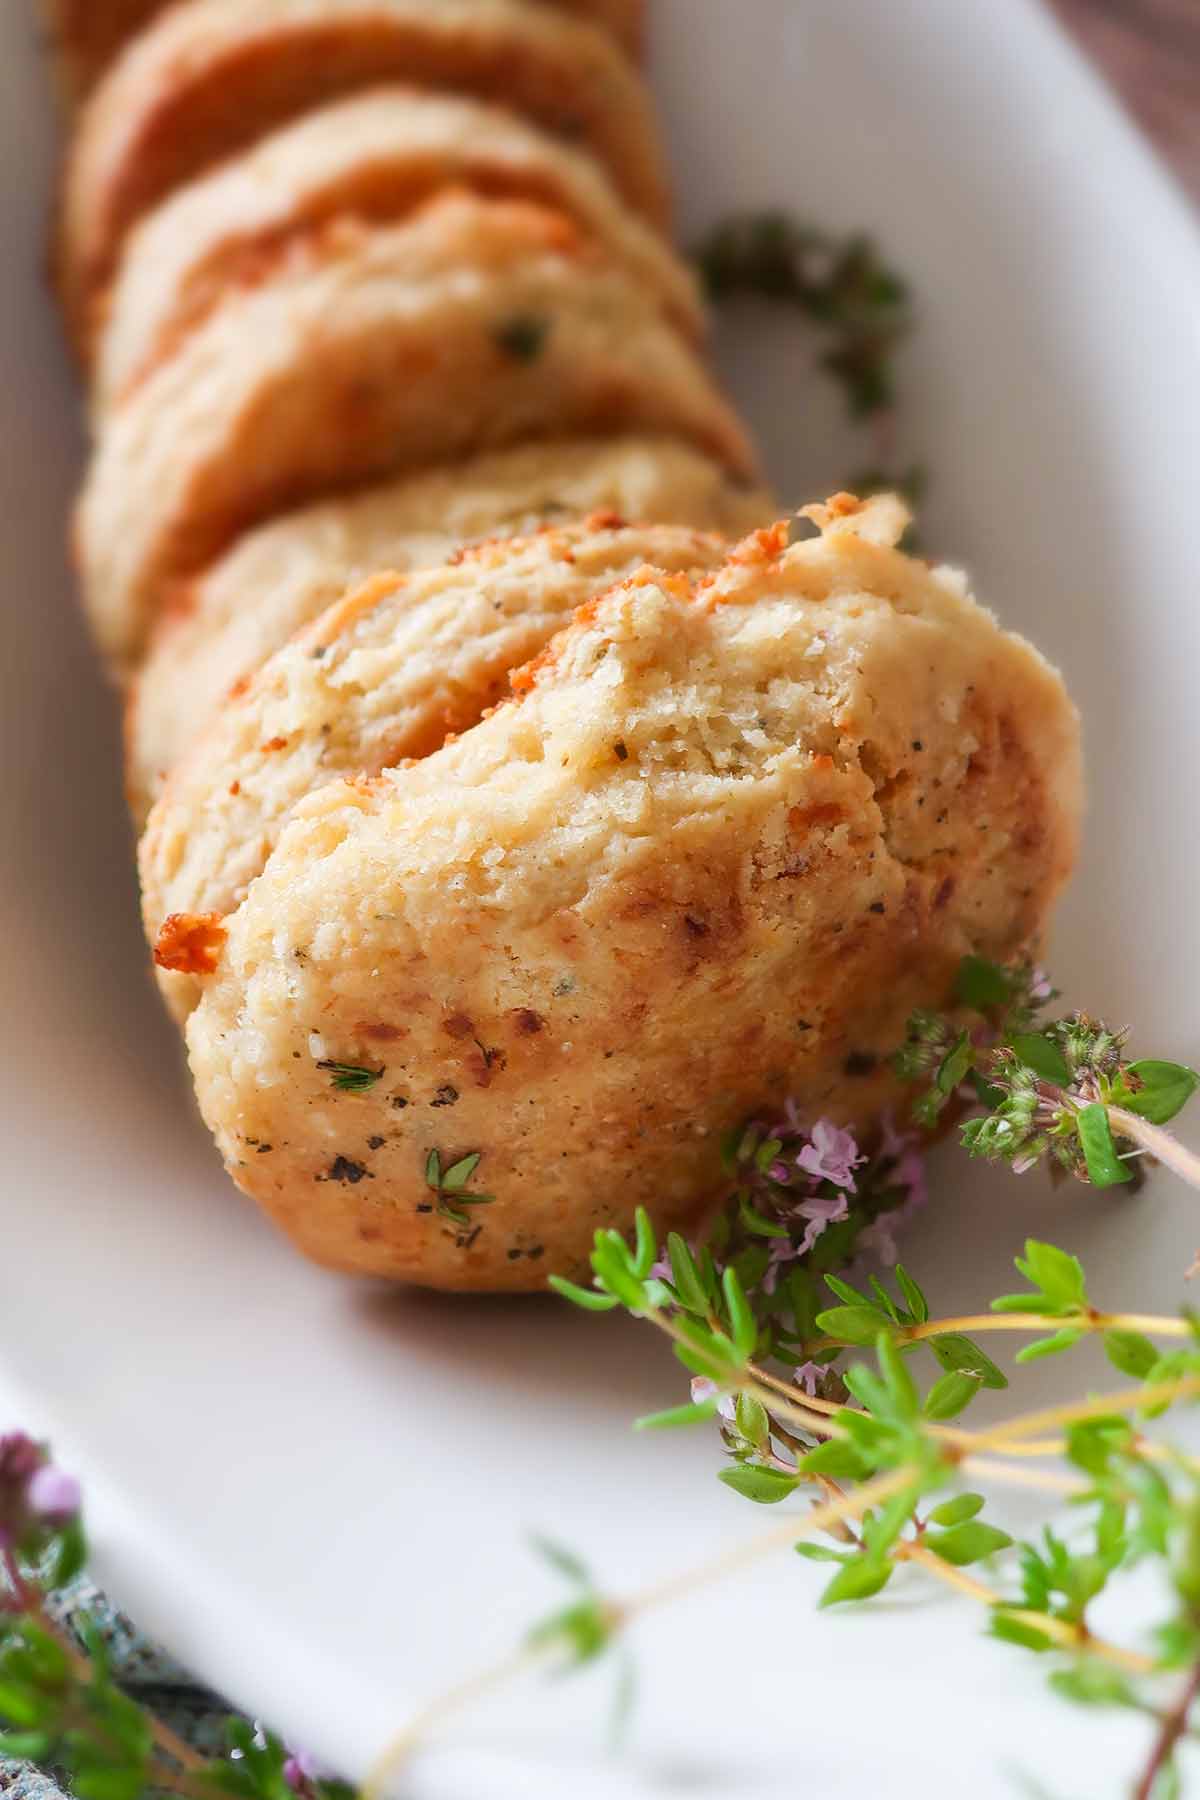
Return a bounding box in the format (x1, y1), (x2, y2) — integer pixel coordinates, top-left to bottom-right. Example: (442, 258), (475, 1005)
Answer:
(185, 499), (1083, 1290)
(76, 194), (757, 666)
(140, 518), (732, 1016)
(127, 435), (773, 818)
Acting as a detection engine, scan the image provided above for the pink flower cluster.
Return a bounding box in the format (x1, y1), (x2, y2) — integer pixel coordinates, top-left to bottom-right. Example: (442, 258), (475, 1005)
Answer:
(0, 1431), (81, 1550)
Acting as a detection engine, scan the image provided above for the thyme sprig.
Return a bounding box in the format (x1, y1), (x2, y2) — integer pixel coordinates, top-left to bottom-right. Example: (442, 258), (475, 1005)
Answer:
(7, 956), (1200, 1797)
(895, 956), (1200, 1209)
(694, 211), (911, 421)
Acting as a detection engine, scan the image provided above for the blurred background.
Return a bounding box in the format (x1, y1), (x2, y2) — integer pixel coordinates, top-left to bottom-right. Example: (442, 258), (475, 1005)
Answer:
(1051, 0), (1200, 199)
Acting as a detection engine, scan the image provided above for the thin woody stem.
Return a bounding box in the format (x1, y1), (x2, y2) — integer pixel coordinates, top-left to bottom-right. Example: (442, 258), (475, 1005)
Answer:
(363, 1465), (921, 1798)
(810, 1310), (1191, 1357)
(1109, 1106), (1200, 1194)
(894, 1542), (1153, 1673)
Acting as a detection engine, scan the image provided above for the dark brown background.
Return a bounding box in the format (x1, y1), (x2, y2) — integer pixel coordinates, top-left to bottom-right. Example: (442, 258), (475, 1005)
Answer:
(1050, 0), (1200, 198)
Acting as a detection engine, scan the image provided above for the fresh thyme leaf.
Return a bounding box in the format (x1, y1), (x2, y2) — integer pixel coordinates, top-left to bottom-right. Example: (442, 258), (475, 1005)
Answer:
(1121, 1060), (1200, 1126)
(693, 213), (910, 426)
(1078, 1103), (1134, 1188)
(928, 1332), (1008, 1391)
(316, 1060), (383, 1093)
(1008, 1034), (1071, 1086)
(717, 1464), (799, 1505)
(955, 954), (1014, 1011)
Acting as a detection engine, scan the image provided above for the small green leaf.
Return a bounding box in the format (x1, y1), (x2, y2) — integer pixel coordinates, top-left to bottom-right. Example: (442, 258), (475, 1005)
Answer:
(894, 1264), (929, 1323)
(723, 1265), (757, 1360)
(816, 1305), (891, 1346)
(317, 1059), (383, 1093)
(1122, 1060), (1200, 1126)
(990, 1611), (1052, 1653)
(929, 1332), (1008, 1390)
(590, 1244), (649, 1311)
(0, 1682), (44, 1728)
(818, 1554), (893, 1607)
(531, 1535), (591, 1584)
(718, 1464), (799, 1505)
(1016, 1328), (1084, 1363)
(956, 955), (1012, 1010)
(734, 1393), (770, 1447)
(1008, 1033), (1070, 1085)
(47, 1517), (88, 1587)
(738, 1194), (790, 1238)
(794, 1541), (848, 1563)
(547, 1275), (619, 1312)
(634, 1399), (718, 1431)
(929, 1492), (985, 1527)
(424, 1149), (441, 1189)
(935, 1031), (973, 1096)
(441, 1152), (482, 1192)
(824, 1274), (874, 1307)
(926, 1521), (1013, 1566)
(923, 1370), (982, 1420)
(527, 1596), (610, 1665)
(1019, 1240), (1088, 1309)
(1048, 1663), (1142, 1709)
(1104, 1328), (1159, 1379)
(631, 1207), (657, 1279)
(1077, 1103), (1133, 1187)
(668, 1234), (710, 1314)
(877, 1330), (919, 1419)
(0, 1731), (52, 1760)
(797, 1438), (872, 1479)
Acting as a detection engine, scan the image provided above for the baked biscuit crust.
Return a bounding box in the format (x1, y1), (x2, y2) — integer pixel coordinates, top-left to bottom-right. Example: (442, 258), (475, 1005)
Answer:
(44, 0), (644, 104)
(141, 519), (732, 1016)
(77, 195), (756, 666)
(60, 0), (669, 348)
(127, 436), (773, 818)
(184, 498), (1082, 1291)
(96, 86), (702, 409)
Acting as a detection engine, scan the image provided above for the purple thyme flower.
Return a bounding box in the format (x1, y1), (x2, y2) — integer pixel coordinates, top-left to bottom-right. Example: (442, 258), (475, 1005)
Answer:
(691, 1377), (736, 1422)
(27, 1465), (81, 1524)
(284, 1748), (323, 1791)
(796, 1120), (863, 1193)
(797, 1189), (850, 1255)
(0, 1432), (59, 1549)
(1029, 967), (1053, 1004)
(793, 1362), (824, 1397)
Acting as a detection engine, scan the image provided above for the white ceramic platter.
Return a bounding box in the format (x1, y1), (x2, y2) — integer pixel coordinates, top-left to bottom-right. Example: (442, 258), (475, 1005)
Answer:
(3, 1), (1200, 1793)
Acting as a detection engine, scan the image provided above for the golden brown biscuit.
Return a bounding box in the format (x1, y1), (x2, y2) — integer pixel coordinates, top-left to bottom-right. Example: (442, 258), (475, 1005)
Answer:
(60, 0), (669, 349)
(127, 437), (774, 819)
(43, 0), (643, 104)
(96, 86), (703, 410)
(77, 195), (756, 668)
(141, 520), (732, 1018)
(183, 496), (1082, 1292)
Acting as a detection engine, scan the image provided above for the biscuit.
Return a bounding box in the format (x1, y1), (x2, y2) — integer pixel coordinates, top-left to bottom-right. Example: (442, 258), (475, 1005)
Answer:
(127, 436), (774, 817)
(183, 495), (1083, 1291)
(97, 86), (702, 410)
(77, 195), (756, 667)
(141, 519), (732, 1017)
(60, 0), (668, 348)
(43, 0), (643, 104)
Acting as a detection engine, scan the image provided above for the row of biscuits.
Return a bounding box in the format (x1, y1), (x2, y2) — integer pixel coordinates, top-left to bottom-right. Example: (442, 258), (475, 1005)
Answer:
(46, 0), (1082, 1290)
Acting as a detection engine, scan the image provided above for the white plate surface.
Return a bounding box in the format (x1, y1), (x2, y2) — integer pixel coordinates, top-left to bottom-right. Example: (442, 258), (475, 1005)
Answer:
(3, 2), (1200, 1794)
